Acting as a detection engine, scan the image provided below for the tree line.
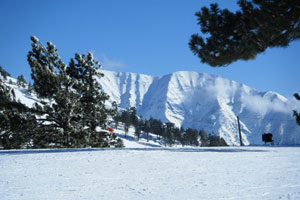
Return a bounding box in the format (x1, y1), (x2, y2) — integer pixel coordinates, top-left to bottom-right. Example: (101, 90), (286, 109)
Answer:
(115, 107), (228, 147)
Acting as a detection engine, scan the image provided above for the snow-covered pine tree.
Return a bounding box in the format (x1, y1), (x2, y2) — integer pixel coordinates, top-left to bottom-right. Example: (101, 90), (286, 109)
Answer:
(0, 65), (11, 80)
(0, 77), (37, 149)
(17, 75), (27, 87)
(28, 36), (84, 147)
(68, 52), (117, 147)
(294, 93), (300, 126)
(27, 36), (120, 148)
(0, 77), (14, 105)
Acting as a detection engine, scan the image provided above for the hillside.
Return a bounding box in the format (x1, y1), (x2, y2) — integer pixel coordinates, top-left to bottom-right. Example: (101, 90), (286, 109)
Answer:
(97, 70), (300, 146)
(3, 71), (300, 146)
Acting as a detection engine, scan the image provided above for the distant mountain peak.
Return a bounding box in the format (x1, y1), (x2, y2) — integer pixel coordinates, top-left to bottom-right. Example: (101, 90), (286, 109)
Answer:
(98, 70), (300, 146)
(4, 70), (300, 146)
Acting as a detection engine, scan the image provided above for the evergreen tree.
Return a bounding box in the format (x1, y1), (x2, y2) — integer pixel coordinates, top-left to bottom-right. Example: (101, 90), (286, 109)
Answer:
(162, 122), (176, 146)
(114, 114), (120, 129)
(177, 127), (186, 146)
(27, 82), (33, 94)
(28, 36), (82, 147)
(189, 0), (300, 66)
(120, 109), (131, 127)
(0, 77), (14, 106)
(199, 129), (209, 147)
(124, 123), (129, 139)
(119, 109), (132, 139)
(0, 65), (11, 80)
(17, 75), (27, 87)
(208, 133), (228, 146)
(134, 123), (142, 141)
(68, 52), (115, 146)
(184, 128), (199, 146)
(0, 78), (37, 149)
(173, 126), (183, 146)
(27, 36), (119, 148)
(149, 117), (163, 140)
(293, 93), (300, 126)
(111, 101), (119, 128)
(143, 120), (151, 142)
(129, 107), (139, 127)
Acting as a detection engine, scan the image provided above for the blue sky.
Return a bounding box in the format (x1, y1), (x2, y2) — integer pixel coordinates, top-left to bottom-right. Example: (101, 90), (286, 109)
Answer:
(0, 0), (299, 97)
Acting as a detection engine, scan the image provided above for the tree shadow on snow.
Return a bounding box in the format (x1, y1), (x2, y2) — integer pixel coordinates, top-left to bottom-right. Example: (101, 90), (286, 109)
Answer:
(115, 133), (162, 148)
(0, 147), (270, 155)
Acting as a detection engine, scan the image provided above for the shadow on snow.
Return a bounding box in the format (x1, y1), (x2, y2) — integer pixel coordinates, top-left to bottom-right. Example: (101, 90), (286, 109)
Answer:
(0, 147), (271, 155)
(115, 133), (162, 148)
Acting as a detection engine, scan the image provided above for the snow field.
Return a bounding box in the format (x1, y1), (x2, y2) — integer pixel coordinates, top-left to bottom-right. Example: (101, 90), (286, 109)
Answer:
(1, 147), (300, 200)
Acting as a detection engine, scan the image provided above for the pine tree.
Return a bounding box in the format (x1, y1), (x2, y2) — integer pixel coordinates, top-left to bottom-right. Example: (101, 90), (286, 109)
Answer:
(0, 78), (37, 149)
(0, 77), (14, 106)
(199, 129), (209, 147)
(112, 102), (119, 128)
(68, 52), (115, 147)
(178, 127), (186, 146)
(293, 93), (300, 126)
(143, 120), (151, 142)
(129, 107), (139, 127)
(120, 109), (131, 125)
(114, 114), (120, 129)
(173, 126), (183, 146)
(184, 128), (199, 146)
(28, 36), (82, 147)
(162, 122), (175, 146)
(17, 75), (27, 87)
(189, 0), (300, 66)
(0, 65), (11, 80)
(27, 36), (119, 148)
(27, 82), (33, 94)
(208, 133), (228, 146)
(134, 124), (142, 141)
(149, 117), (163, 140)
(124, 123), (129, 139)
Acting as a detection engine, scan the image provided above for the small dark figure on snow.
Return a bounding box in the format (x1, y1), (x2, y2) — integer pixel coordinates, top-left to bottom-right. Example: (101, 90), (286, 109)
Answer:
(262, 133), (274, 145)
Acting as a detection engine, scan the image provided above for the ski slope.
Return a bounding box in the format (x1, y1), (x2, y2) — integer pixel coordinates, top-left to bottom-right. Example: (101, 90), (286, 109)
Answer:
(1, 146), (300, 200)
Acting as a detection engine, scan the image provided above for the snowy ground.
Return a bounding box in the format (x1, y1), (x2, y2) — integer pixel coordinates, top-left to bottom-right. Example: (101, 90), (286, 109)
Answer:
(1, 146), (300, 200)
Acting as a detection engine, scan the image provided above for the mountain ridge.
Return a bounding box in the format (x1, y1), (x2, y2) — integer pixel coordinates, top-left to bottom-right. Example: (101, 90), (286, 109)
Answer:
(2, 70), (299, 146)
(97, 70), (300, 146)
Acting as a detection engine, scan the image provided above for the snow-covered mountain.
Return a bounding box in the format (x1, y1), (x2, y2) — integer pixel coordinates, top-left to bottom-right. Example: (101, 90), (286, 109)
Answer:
(3, 70), (300, 146)
(97, 70), (300, 146)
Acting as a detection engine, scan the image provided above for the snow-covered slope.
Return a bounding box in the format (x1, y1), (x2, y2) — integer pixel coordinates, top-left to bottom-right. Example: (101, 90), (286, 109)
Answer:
(97, 70), (300, 146)
(3, 71), (300, 146)
(2, 147), (300, 199)
(3, 77), (40, 108)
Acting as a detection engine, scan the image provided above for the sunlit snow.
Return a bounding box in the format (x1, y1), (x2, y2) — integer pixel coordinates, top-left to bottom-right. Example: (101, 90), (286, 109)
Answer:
(1, 146), (300, 200)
